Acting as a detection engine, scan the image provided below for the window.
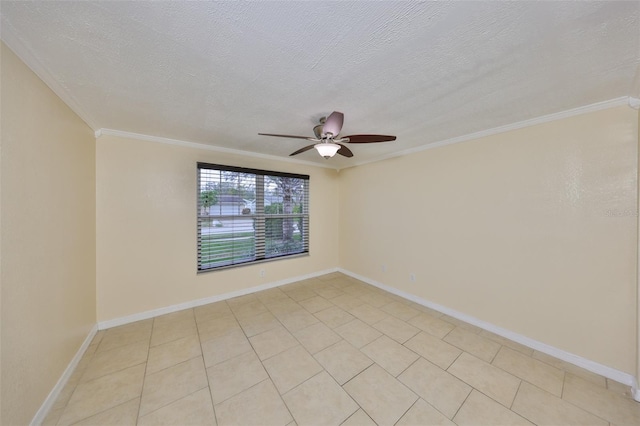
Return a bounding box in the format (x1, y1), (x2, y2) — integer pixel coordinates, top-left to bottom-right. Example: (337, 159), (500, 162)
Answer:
(197, 163), (309, 272)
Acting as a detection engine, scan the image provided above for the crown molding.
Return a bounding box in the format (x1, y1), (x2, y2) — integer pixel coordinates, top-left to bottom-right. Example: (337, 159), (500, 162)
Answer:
(1, 24), (99, 130)
(95, 128), (338, 170)
(96, 96), (630, 172)
(342, 96), (631, 170)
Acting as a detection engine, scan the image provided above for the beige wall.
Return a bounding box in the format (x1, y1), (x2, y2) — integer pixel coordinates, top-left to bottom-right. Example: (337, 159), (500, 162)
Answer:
(339, 105), (638, 374)
(96, 135), (339, 322)
(0, 43), (96, 425)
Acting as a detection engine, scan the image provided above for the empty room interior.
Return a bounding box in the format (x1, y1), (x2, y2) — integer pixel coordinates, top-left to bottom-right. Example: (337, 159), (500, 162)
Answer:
(2, 2), (640, 425)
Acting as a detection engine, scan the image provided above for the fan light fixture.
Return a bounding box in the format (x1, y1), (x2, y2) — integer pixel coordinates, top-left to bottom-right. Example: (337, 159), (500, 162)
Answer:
(314, 142), (340, 158)
(259, 111), (396, 159)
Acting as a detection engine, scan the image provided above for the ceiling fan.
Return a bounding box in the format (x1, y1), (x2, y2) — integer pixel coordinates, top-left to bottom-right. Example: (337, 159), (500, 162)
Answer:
(259, 111), (396, 159)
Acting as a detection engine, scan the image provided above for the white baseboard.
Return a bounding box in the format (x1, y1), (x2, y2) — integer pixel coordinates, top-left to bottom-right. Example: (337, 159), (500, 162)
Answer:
(31, 324), (98, 426)
(98, 268), (339, 330)
(53, 268), (640, 406)
(339, 268), (639, 396)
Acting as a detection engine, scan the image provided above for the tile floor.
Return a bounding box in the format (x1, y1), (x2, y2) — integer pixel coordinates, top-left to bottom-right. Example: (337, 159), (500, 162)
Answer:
(44, 273), (640, 425)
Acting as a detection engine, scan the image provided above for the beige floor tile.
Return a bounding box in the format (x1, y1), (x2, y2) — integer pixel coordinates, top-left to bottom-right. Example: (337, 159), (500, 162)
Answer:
(317, 271), (344, 281)
(283, 371), (358, 425)
(398, 358), (471, 419)
(532, 350), (607, 387)
(443, 327), (501, 362)
(298, 295), (334, 313)
(41, 406), (65, 426)
(315, 340), (373, 385)
(81, 340), (148, 382)
(372, 315), (419, 343)
(512, 381), (608, 425)
(404, 331), (462, 370)
(453, 390), (533, 426)
(151, 316), (197, 347)
(138, 388), (216, 426)
(256, 288), (289, 304)
(350, 304), (389, 325)
(214, 379), (293, 426)
(237, 310), (280, 337)
(440, 315), (483, 334)
(331, 294), (366, 310)
(341, 408), (377, 426)
(73, 397), (140, 426)
(315, 306), (356, 328)
(313, 286), (345, 299)
(358, 291), (393, 308)
(194, 302), (233, 324)
(57, 273), (640, 426)
(201, 328), (252, 367)
(154, 309), (194, 327)
(479, 330), (534, 356)
(229, 298), (270, 320)
(197, 315), (242, 343)
(90, 329), (106, 347)
(492, 346), (564, 396)
(341, 284), (371, 297)
(408, 313), (455, 338)
(97, 319), (153, 352)
(249, 325), (299, 360)
(52, 367), (85, 411)
(448, 352), (520, 407)
(562, 373), (640, 425)
(146, 334), (202, 375)
(283, 287), (318, 302)
(396, 399), (456, 426)
(263, 345), (323, 394)
(207, 350), (268, 404)
(80, 342), (99, 363)
(410, 303), (443, 318)
(381, 301), (421, 321)
(139, 357), (208, 416)
(279, 308), (320, 332)
(58, 364), (145, 425)
(226, 293), (258, 307)
(361, 335), (419, 377)
(344, 364), (418, 426)
(607, 378), (633, 398)
(267, 301), (301, 316)
(335, 319), (383, 348)
(293, 321), (341, 354)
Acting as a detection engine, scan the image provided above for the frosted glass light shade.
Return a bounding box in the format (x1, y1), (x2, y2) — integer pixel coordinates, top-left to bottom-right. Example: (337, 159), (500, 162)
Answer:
(314, 143), (340, 158)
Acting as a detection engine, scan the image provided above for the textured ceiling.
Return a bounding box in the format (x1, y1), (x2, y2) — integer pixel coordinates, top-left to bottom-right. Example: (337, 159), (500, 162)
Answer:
(2, 1), (639, 169)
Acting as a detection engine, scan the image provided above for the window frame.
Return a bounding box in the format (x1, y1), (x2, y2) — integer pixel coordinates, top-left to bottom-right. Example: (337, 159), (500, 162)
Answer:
(197, 162), (310, 272)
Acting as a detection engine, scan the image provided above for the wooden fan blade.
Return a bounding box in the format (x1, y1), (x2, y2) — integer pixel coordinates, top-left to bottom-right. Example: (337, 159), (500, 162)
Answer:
(290, 144), (315, 156)
(337, 143), (353, 158)
(323, 111), (344, 137)
(343, 134), (396, 143)
(259, 133), (310, 140)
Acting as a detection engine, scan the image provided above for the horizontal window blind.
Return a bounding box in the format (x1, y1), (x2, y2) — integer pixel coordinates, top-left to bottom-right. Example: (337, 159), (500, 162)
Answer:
(197, 163), (309, 272)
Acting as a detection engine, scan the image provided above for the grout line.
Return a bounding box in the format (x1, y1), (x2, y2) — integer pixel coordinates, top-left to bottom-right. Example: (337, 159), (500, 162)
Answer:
(450, 388), (473, 421)
(394, 355), (421, 379)
(392, 397), (420, 425)
(235, 302), (304, 424)
(445, 351), (464, 373)
(489, 344), (503, 364)
(510, 380), (523, 410)
(193, 307), (220, 424)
